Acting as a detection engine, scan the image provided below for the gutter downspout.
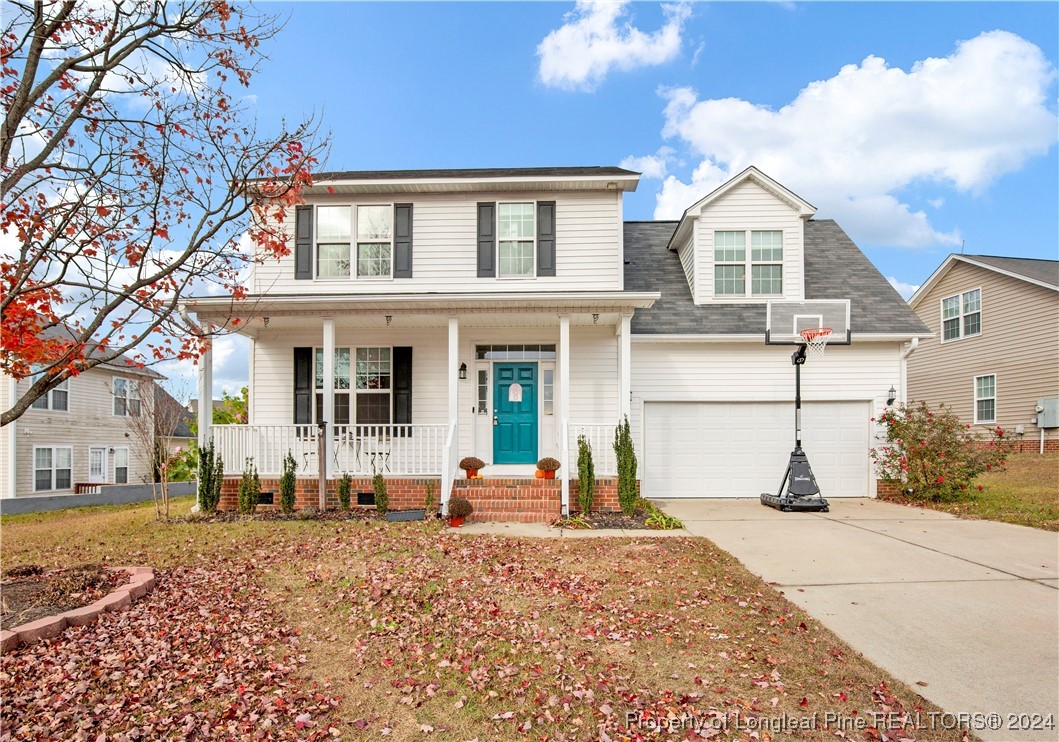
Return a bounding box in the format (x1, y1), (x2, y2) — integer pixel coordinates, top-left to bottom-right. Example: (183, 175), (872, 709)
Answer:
(899, 338), (919, 405)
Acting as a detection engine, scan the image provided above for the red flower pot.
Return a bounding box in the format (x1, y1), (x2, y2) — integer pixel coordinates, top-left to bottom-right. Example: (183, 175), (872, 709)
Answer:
(543, 470), (556, 480)
(449, 516), (465, 528)
(465, 469), (478, 479)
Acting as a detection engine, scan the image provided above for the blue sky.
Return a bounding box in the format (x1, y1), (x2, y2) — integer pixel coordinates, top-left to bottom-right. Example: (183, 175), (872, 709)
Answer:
(190, 0), (1059, 397)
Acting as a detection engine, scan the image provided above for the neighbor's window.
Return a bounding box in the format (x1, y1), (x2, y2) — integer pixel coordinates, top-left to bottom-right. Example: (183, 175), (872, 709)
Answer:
(498, 203), (535, 277)
(942, 288), (981, 341)
(30, 373), (69, 411)
(114, 447), (129, 484)
(355, 347), (391, 425)
(714, 230), (783, 297)
(316, 205), (352, 278)
(34, 446), (72, 492)
(356, 205), (392, 278)
(974, 374), (996, 424)
(314, 347), (351, 425)
(113, 377), (140, 417)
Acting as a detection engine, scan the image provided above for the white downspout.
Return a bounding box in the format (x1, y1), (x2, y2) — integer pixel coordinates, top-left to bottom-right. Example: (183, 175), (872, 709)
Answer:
(899, 338), (919, 405)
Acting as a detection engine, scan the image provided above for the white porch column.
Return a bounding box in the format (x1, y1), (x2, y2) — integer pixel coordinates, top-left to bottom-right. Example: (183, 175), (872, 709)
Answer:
(322, 318), (335, 480)
(196, 342), (213, 512)
(618, 313), (632, 420)
(448, 317), (459, 425)
(559, 314), (571, 516)
(441, 317), (459, 511)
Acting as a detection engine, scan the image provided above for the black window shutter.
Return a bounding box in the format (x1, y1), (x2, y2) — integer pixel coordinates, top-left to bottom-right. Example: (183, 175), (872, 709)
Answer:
(293, 347), (313, 424)
(477, 202), (496, 277)
(394, 204), (413, 278)
(295, 205), (313, 280)
(537, 201), (556, 276)
(393, 346), (412, 436)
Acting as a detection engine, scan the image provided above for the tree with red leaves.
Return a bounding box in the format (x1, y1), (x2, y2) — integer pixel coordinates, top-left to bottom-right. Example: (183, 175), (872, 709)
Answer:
(1, 0), (328, 425)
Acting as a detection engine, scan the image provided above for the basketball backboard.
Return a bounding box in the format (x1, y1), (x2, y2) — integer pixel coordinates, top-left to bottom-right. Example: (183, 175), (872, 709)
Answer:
(765, 299), (851, 345)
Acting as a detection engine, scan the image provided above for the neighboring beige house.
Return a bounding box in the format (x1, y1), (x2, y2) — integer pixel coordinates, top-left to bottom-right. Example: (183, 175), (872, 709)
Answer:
(906, 254), (1059, 451)
(1, 362), (162, 498)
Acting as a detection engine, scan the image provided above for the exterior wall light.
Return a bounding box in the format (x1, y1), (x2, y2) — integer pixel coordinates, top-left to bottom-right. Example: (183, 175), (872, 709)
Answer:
(458, 363), (467, 380)
(887, 386), (897, 406)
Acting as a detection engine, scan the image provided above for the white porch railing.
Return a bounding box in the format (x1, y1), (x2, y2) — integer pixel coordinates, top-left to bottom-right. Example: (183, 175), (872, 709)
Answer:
(568, 422), (618, 476)
(213, 424), (446, 477)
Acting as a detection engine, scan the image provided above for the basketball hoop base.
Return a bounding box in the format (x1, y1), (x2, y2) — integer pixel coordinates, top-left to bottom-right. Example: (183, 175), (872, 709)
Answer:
(759, 447), (830, 513)
(759, 491), (830, 513)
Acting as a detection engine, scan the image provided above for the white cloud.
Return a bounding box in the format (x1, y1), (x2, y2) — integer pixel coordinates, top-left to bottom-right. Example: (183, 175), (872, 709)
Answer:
(887, 276), (921, 301)
(537, 1), (691, 91)
(620, 146), (675, 179)
(928, 197), (945, 209)
(652, 31), (1057, 247)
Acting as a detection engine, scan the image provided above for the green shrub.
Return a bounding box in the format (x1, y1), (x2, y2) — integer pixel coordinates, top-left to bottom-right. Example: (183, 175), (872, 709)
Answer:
(870, 401), (1010, 502)
(337, 472), (352, 510)
(577, 434), (595, 513)
(279, 450), (297, 513)
(197, 439), (223, 514)
(237, 457), (259, 515)
(613, 415), (638, 514)
(372, 472), (388, 515)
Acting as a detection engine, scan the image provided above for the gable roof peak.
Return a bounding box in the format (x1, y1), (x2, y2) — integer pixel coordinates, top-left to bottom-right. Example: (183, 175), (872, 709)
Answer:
(908, 252), (1059, 307)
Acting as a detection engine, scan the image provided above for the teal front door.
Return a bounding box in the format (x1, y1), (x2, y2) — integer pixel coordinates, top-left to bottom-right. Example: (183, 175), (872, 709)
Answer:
(493, 363), (538, 464)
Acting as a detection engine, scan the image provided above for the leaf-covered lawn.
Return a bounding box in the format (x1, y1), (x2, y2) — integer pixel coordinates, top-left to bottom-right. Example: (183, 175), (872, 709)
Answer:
(1, 499), (963, 740)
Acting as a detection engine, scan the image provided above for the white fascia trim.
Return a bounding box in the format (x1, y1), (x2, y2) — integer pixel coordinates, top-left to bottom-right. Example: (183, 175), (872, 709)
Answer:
(306, 174), (641, 192)
(909, 254), (1058, 308)
(186, 291), (661, 311)
(631, 332), (934, 343)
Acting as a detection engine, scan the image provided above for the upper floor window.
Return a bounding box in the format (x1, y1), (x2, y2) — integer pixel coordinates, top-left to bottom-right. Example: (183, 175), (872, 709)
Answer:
(316, 206), (352, 278)
(942, 288), (981, 341)
(314, 205), (394, 280)
(113, 377), (141, 417)
(714, 230), (783, 297)
(498, 203), (535, 278)
(356, 205), (392, 278)
(30, 373), (69, 411)
(974, 374), (996, 424)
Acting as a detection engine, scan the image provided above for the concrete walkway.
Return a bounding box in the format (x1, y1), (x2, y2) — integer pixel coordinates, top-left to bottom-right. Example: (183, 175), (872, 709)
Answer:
(452, 522), (690, 538)
(655, 498), (1059, 742)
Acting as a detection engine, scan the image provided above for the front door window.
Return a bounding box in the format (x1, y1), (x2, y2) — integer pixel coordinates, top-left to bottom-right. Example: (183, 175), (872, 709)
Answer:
(493, 363), (538, 464)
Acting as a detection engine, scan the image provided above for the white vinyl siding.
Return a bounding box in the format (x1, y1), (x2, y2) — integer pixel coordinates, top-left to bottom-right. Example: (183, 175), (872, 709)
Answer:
(974, 374), (996, 424)
(941, 288), (981, 342)
(254, 191), (623, 293)
(676, 237), (696, 300)
(696, 179), (804, 303)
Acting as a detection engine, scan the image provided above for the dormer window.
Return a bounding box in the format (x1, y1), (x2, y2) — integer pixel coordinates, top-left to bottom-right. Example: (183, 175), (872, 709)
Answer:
(714, 230), (783, 297)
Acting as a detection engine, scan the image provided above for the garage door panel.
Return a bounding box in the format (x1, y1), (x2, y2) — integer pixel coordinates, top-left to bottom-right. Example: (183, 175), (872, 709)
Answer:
(644, 401), (869, 499)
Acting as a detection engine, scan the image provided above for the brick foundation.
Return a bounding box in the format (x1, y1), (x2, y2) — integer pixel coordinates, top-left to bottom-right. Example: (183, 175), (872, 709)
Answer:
(876, 479), (904, 498)
(219, 477), (440, 512)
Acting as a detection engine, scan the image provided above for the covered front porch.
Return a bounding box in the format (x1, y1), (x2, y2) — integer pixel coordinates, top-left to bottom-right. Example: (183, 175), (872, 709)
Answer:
(188, 291), (656, 516)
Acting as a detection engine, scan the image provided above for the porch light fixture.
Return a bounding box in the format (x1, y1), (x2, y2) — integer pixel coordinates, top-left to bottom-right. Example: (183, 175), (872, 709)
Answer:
(263, 316), (269, 327)
(385, 315), (392, 327)
(458, 363), (467, 380)
(887, 386), (897, 406)
(592, 313), (599, 325)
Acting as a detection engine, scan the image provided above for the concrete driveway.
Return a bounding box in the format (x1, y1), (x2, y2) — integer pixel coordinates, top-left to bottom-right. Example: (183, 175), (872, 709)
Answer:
(655, 498), (1059, 742)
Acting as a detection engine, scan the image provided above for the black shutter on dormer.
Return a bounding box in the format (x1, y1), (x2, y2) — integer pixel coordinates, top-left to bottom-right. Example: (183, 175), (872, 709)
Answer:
(477, 202), (496, 277)
(293, 347), (313, 424)
(537, 201), (556, 276)
(394, 204), (413, 278)
(295, 205), (313, 279)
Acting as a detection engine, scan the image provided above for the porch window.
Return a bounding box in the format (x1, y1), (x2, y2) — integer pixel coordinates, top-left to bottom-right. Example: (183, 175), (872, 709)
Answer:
(498, 203), (535, 277)
(34, 446), (72, 492)
(316, 206), (352, 278)
(543, 369), (554, 415)
(355, 347), (391, 425)
(30, 372), (69, 411)
(113, 377), (140, 417)
(477, 369), (488, 414)
(474, 344), (556, 360)
(114, 447), (129, 484)
(314, 347), (351, 425)
(356, 205), (392, 278)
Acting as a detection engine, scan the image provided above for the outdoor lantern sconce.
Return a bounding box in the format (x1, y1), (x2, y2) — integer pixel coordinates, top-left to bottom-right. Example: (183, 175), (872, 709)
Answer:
(385, 315), (392, 326)
(887, 386), (897, 406)
(458, 363), (467, 380)
(262, 316), (269, 327)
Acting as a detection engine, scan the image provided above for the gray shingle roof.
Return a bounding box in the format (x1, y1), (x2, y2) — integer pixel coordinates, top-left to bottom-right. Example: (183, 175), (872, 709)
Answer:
(962, 255), (1058, 289)
(312, 166), (638, 182)
(624, 219), (930, 336)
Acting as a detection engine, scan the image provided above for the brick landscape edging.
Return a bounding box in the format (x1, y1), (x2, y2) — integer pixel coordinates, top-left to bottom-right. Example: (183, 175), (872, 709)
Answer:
(0, 566), (156, 653)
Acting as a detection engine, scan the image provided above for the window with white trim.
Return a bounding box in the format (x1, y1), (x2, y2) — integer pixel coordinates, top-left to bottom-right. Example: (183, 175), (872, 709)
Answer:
(477, 369), (489, 415)
(498, 203), (535, 277)
(113, 377), (141, 416)
(114, 447), (129, 484)
(30, 373), (69, 411)
(974, 375), (996, 424)
(316, 205), (352, 278)
(355, 347), (391, 425)
(356, 205), (392, 278)
(34, 446), (72, 492)
(314, 347), (351, 425)
(941, 288), (981, 341)
(714, 230), (783, 297)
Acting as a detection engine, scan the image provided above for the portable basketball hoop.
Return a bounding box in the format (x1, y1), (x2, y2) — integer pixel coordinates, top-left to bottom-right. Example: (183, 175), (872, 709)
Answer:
(799, 327), (832, 359)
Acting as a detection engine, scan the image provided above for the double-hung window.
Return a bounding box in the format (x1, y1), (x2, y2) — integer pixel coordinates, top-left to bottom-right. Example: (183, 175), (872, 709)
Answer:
(316, 206), (352, 278)
(941, 289), (981, 341)
(314, 347), (351, 425)
(355, 347), (391, 425)
(114, 447), (130, 484)
(30, 373), (69, 411)
(34, 446), (72, 492)
(974, 375), (996, 424)
(356, 205), (392, 278)
(714, 230), (783, 297)
(113, 377), (141, 417)
(498, 203), (535, 278)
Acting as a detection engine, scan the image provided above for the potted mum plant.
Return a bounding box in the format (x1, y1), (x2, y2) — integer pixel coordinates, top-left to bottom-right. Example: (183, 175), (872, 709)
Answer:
(459, 456), (485, 479)
(536, 457), (561, 480)
(448, 496), (474, 527)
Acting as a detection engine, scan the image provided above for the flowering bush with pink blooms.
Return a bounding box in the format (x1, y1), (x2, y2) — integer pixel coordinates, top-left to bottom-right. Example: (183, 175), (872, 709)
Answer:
(870, 401), (1010, 502)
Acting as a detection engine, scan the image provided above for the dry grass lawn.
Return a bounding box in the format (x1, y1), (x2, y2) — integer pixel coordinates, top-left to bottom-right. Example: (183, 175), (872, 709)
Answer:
(1, 498), (967, 739)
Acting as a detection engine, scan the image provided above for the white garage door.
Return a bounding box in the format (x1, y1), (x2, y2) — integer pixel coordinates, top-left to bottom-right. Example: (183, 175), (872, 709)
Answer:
(643, 401), (870, 499)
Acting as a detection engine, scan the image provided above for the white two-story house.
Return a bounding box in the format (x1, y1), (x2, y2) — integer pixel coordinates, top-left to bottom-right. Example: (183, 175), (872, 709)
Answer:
(184, 166), (928, 520)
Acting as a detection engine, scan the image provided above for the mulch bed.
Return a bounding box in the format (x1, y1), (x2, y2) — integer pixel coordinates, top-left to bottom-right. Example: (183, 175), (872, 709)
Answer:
(581, 509), (655, 529)
(1, 563), (129, 630)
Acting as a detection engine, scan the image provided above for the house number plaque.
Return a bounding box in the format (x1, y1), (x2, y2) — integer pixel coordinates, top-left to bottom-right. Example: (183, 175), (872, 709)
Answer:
(508, 383), (523, 402)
